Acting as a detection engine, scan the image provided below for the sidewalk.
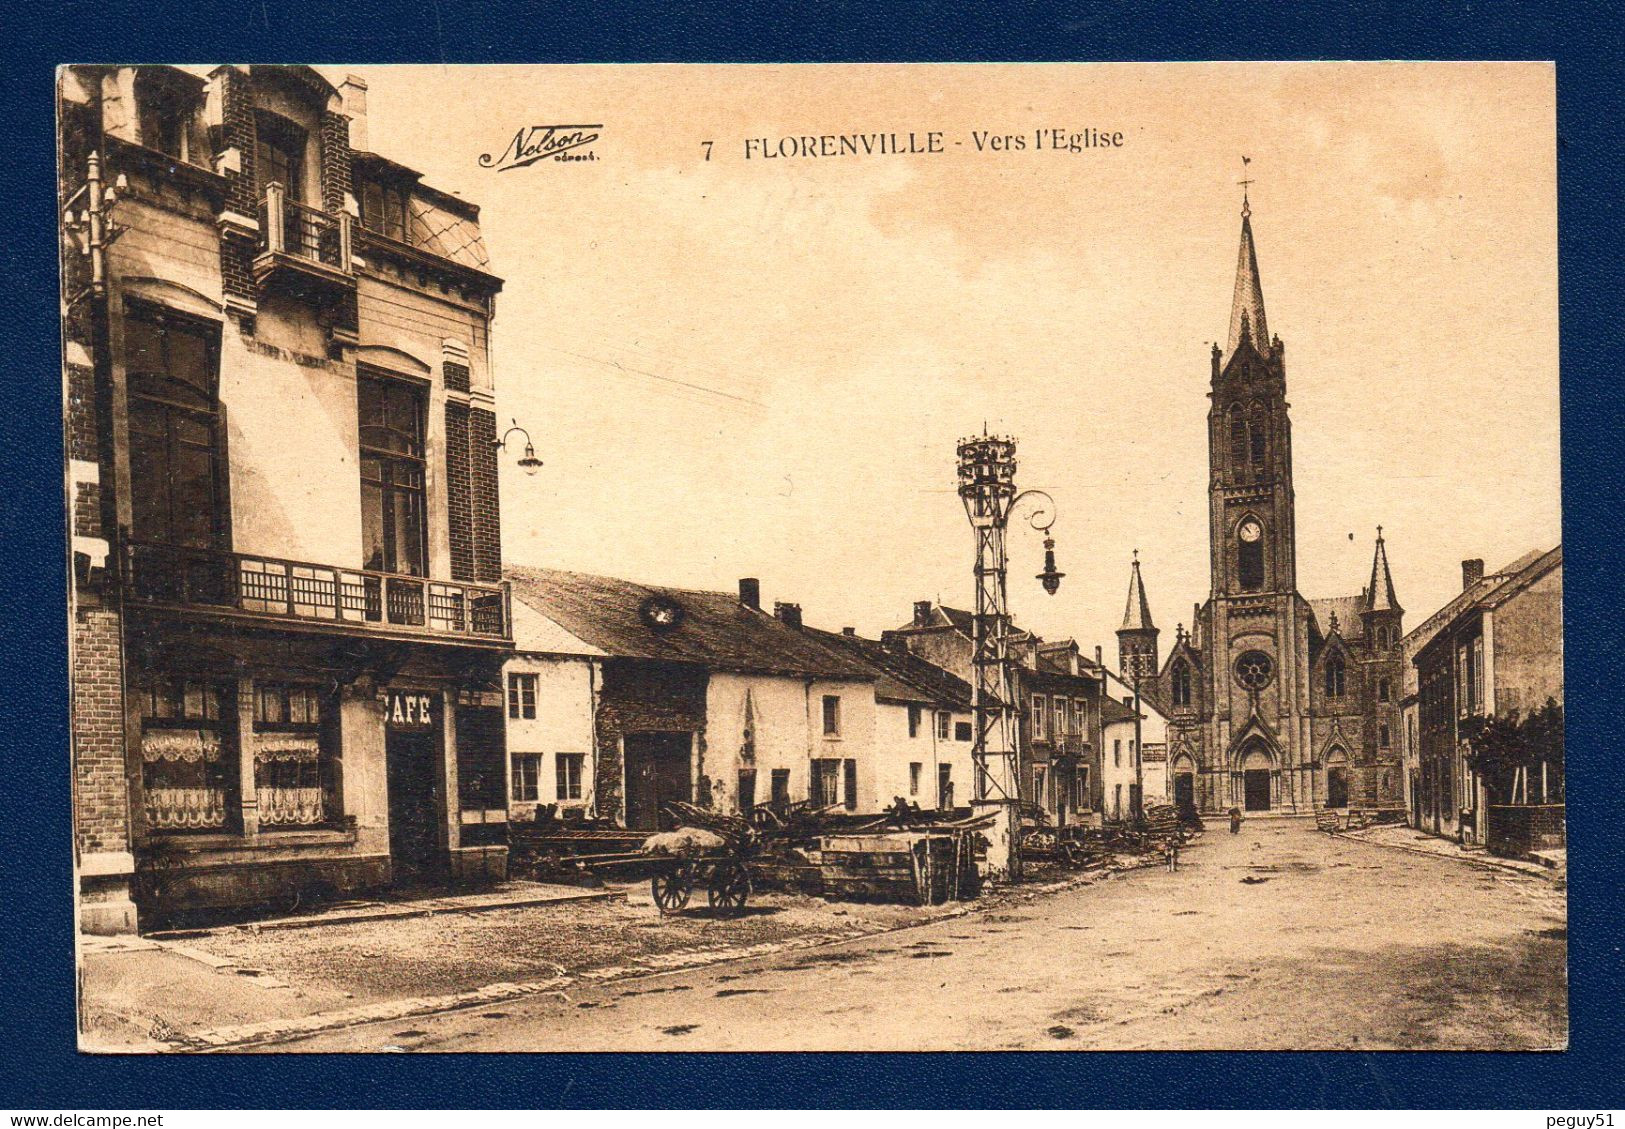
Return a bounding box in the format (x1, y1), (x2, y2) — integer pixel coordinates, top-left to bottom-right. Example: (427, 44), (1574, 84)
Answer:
(1336, 823), (1562, 880)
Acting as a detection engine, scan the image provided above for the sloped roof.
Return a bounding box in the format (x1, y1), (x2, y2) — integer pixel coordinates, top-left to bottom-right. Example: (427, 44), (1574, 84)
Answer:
(1101, 697), (1139, 725)
(1121, 556), (1155, 631)
(1406, 545), (1561, 657)
(505, 566), (875, 681)
(1227, 209), (1271, 363)
(1309, 595), (1367, 642)
(802, 627), (979, 710)
(1366, 530), (1401, 613)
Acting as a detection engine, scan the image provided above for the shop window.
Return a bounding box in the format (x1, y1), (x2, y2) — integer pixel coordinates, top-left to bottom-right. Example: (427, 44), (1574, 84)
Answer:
(253, 682), (333, 827)
(507, 672), (538, 719)
(1325, 655), (1346, 698)
(360, 180), (411, 243)
(821, 695), (841, 737)
(125, 305), (226, 551)
(511, 753), (541, 802)
(139, 677), (235, 832)
(909, 762), (922, 796)
(556, 753), (584, 801)
(955, 721), (973, 742)
(358, 370), (427, 575)
(936, 710), (952, 740)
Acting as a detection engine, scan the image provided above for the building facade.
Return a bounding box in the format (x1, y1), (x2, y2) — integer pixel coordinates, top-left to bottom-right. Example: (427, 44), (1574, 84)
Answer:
(1130, 201), (1406, 816)
(63, 66), (510, 932)
(1409, 547), (1563, 852)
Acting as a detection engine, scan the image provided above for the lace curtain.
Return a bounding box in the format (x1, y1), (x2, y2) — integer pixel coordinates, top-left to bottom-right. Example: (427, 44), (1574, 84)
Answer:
(255, 734), (327, 826)
(142, 727), (228, 829)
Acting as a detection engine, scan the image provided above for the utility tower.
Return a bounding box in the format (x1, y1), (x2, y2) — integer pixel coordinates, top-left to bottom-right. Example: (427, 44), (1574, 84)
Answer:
(956, 432), (1062, 883)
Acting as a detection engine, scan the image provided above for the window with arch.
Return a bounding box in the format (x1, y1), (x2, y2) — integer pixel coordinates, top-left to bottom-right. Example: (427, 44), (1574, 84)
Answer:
(1376, 626), (1389, 650)
(1325, 654), (1346, 698)
(1170, 661), (1192, 708)
(1379, 723), (1391, 748)
(1228, 405), (1247, 472)
(1378, 678), (1391, 703)
(1249, 400), (1268, 467)
(1237, 515), (1265, 592)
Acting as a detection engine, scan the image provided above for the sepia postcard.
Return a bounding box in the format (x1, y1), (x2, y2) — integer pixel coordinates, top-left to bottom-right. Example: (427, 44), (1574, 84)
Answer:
(61, 61), (1564, 1053)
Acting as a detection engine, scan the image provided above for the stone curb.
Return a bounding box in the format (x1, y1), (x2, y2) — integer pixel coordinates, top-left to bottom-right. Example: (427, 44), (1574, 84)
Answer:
(166, 859), (1147, 1052)
(151, 888), (617, 939)
(1331, 830), (1557, 880)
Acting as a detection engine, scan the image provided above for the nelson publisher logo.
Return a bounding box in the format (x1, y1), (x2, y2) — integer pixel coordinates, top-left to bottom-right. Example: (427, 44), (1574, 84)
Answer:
(479, 124), (603, 170)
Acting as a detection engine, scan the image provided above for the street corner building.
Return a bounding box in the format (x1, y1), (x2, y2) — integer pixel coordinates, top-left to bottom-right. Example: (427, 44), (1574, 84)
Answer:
(1121, 201), (1408, 819)
(60, 65), (511, 933)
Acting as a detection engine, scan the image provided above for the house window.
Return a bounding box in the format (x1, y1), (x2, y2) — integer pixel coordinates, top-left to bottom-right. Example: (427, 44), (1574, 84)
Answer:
(937, 711), (952, 740)
(556, 753), (585, 801)
(125, 305), (226, 550)
(1114, 738), (1122, 767)
(507, 673), (537, 720)
(360, 180), (410, 243)
(770, 768), (791, 808)
(907, 704), (921, 738)
(821, 695), (841, 737)
(843, 759), (858, 811)
(1471, 635), (1485, 714)
(1114, 783), (1124, 818)
(252, 682), (332, 827)
(1031, 695), (1047, 741)
(813, 759), (841, 807)
(1073, 766), (1091, 811)
(1130, 739), (1138, 767)
(909, 762), (922, 796)
(955, 721), (973, 742)
(511, 753), (541, 802)
(254, 112), (307, 202)
(1033, 765), (1049, 806)
(1073, 700), (1087, 734)
(1171, 661), (1192, 707)
(1378, 678), (1391, 703)
(358, 370), (427, 576)
(1053, 699), (1068, 737)
(136, 73), (196, 162)
(1325, 655), (1346, 698)
(138, 676), (235, 832)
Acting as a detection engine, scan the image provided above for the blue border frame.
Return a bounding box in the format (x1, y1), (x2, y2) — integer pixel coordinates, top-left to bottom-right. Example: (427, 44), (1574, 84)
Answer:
(5, 0), (1622, 1109)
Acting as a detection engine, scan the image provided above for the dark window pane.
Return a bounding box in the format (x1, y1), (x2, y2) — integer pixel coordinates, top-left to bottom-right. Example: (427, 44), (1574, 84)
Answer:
(124, 318), (163, 375)
(167, 327), (211, 397)
(360, 480), (385, 570)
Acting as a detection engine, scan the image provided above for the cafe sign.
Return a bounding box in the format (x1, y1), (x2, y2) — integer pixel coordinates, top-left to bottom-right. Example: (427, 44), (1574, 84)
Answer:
(384, 689), (436, 730)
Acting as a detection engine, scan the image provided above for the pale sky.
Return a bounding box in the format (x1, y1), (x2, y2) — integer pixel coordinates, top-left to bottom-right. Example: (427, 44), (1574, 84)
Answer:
(352, 62), (1558, 659)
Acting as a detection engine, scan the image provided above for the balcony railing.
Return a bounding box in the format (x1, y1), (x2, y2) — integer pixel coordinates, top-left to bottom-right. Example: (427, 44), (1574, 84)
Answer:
(1060, 733), (1089, 758)
(126, 542), (509, 643)
(257, 182), (353, 276)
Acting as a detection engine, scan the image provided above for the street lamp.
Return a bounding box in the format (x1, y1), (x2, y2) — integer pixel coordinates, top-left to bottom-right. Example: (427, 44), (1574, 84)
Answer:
(956, 431), (1062, 883)
(494, 419), (543, 475)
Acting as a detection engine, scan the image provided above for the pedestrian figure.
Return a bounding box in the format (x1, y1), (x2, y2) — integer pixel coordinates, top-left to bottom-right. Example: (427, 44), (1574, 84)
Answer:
(1164, 838), (1179, 872)
(1228, 807), (1243, 835)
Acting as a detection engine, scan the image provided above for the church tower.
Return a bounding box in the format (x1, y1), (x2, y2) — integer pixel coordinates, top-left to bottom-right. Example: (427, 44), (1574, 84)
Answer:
(1208, 198), (1297, 601)
(1117, 552), (1160, 683)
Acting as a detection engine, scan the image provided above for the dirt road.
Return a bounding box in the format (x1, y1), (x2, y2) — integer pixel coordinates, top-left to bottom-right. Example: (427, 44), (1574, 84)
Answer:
(266, 819), (1569, 1051)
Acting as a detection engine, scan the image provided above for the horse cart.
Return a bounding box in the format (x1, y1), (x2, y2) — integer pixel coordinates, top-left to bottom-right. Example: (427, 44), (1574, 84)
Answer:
(577, 801), (760, 918)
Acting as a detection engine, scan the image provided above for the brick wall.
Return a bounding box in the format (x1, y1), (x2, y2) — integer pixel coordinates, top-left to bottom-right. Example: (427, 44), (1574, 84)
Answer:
(445, 401), (474, 581)
(469, 407), (502, 583)
(594, 660), (708, 823)
(73, 605), (131, 856)
(216, 68), (258, 307)
(319, 110), (352, 213)
(443, 361), (470, 394)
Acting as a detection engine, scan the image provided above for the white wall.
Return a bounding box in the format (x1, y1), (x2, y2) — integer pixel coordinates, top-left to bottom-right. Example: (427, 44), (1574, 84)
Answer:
(706, 672), (816, 814)
(503, 655), (597, 818)
(1102, 717), (1139, 821)
(872, 701), (974, 811)
(805, 678), (879, 810)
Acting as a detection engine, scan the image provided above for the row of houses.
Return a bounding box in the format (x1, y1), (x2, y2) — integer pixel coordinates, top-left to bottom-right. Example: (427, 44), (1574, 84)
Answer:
(60, 64), (1172, 933)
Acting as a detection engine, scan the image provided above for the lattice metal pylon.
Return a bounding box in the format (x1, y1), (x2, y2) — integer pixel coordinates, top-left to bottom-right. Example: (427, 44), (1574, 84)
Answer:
(958, 433), (1024, 882)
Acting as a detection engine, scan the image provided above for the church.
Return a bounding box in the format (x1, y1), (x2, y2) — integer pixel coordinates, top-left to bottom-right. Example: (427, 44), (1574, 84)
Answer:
(1117, 197), (1406, 816)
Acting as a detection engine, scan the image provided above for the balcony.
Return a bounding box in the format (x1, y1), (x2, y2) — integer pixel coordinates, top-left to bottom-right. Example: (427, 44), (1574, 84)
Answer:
(126, 542), (510, 647)
(1059, 733), (1090, 759)
(253, 183), (355, 301)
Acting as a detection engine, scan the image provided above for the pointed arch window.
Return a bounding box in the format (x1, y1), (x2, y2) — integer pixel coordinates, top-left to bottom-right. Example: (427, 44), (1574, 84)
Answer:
(1170, 661), (1192, 708)
(1249, 400), (1268, 468)
(1325, 654), (1346, 698)
(1378, 678), (1391, 703)
(1229, 405), (1247, 474)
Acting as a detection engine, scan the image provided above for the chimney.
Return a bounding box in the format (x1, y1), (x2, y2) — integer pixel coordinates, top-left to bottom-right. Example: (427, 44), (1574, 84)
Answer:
(880, 630), (908, 653)
(913, 600), (932, 627)
(841, 626), (857, 637)
(774, 602), (802, 630)
(1094, 645), (1103, 668)
(738, 577), (761, 610)
(339, 74), (369, 152)
(1462, 559), (1484, 589)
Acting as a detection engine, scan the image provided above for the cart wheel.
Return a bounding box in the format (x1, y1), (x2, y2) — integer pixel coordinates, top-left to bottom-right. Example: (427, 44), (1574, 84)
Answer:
(651, 865), (693, 914)
(707, 863), (751, 916)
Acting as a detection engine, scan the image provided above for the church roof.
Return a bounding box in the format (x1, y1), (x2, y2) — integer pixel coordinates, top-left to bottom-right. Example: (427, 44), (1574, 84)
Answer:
(1309, 596), (1367, 642)
(1226, 208), (1271, 363)
(1366, 527), (1402, 613)
(1120, 554), (1156, 632)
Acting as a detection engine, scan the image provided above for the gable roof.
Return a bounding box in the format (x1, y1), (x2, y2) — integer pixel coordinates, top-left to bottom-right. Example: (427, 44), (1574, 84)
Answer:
(505, 566), (874, 681)
(1309, 595), (1368, 643)
(802, 627), (979, 710)
(1407, 545), (1561, 660)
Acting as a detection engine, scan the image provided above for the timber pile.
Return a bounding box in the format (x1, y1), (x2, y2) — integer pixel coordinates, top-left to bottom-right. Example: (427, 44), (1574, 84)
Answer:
(819, 815), (989, 905)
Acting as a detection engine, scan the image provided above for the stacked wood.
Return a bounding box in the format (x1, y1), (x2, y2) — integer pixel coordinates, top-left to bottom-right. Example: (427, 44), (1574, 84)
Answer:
(819, 828), (979, 905)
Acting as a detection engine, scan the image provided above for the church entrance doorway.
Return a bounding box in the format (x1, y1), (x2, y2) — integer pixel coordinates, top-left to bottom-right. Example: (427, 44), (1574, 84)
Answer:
(1239, 742), (1274, 812)
(1325, 747), (1350, 808)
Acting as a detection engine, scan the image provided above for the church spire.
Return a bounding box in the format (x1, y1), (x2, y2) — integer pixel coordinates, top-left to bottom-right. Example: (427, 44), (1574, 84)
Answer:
(1226, 196), (1270, 361)
(1122, 550), (1154, 630)
(1365, 526), (1401, 613)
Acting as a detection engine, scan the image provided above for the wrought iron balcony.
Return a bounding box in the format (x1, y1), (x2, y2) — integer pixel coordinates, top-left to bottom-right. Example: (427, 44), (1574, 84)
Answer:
(125, 542), (510, 645)
(253, 182), (355, 298)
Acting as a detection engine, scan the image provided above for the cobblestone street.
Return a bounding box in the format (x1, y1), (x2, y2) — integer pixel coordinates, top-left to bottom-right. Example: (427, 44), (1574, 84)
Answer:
(124, 818), (1564, 1052)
